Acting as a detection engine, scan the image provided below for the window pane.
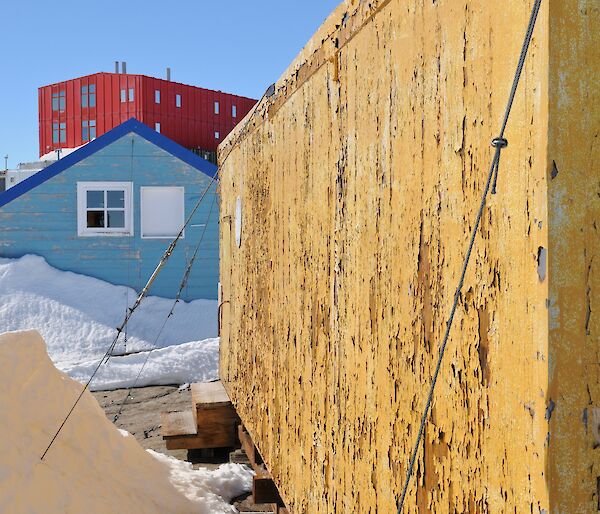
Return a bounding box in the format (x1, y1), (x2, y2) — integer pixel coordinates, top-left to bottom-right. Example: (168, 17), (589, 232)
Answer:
(108, 211), (125, 228)
(176, 94), (181, 107)
(89, 84), (95, 93)
(82, 95), (88, 108)
(87, 211), (104, 228)
(232, 105), (237, 117)
(128, 88), (134, 101)
(59, 97), (65, 110)
(107, 190), (125, 208)
(89, 93), (95, 108)
(120, 89), (126, 103)
(81, 85), (88, 94)
(52, 96), (59, 111)
(155, 90), (160, 103)
(82, 127), (89, 141)
(214, 101), (219, 114)
(86, 190), (104, 208)
(155, 122), (161, 133)
(90, 126), (96, 139)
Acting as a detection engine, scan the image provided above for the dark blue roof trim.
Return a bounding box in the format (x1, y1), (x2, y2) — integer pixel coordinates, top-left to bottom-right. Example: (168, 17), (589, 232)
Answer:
(0, 118), (218, 208)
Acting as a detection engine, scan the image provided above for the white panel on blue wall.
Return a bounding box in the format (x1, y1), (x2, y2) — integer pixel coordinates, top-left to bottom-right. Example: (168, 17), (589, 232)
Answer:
(141, 187), (185, 239)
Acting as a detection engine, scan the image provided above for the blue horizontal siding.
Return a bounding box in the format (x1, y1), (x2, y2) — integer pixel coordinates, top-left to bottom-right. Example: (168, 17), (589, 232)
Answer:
(0, 132), (219, 301)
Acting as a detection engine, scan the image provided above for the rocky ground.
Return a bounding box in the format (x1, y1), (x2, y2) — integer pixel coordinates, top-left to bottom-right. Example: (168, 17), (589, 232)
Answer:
(92, 385), (273, 512)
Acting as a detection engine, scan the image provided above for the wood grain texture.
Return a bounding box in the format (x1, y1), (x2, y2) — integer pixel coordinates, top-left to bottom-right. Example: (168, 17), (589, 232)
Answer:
(219, 0), (599, 512)
(160, 410), (197, 437)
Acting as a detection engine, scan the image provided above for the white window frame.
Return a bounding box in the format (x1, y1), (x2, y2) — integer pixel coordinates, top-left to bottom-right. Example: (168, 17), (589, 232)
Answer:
(215, 131), (220, 140)
(232, 104), (237, 118)
(155, 90), (160, 103)
(176, 94), (181, 108)
(155, 122), (161, 133)
(140, 186), (185, 239)
(77, 182), (133, 237)
(214, 101), (219, 114)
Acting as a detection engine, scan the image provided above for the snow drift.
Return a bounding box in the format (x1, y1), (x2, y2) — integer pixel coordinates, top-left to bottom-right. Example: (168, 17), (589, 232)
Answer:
(0, 330), (252, 513)
(0, 255), (219, 390)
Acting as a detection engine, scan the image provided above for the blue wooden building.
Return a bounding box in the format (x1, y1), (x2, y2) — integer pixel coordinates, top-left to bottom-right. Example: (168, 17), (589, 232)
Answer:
(0, 119), (219, 300)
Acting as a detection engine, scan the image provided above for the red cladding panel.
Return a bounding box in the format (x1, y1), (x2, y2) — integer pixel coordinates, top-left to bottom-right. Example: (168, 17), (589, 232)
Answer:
(38, 72), (257, 157)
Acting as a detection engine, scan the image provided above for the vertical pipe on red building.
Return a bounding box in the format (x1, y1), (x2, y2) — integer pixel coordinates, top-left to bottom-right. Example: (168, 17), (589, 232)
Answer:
(115, 61), (119, 74)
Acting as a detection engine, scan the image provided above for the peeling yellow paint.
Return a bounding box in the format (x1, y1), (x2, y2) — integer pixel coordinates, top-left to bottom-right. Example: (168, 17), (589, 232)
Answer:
(218, 1), (599, 512)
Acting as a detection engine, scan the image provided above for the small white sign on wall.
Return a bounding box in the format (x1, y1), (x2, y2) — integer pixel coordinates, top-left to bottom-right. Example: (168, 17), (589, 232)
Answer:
(141, 187), (185, 239)
(235, 196), (242, 248)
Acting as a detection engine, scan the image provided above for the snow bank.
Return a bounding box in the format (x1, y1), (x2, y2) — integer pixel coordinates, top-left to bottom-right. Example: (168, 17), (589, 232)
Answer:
(70, 338), (220, 390)
(151, 452), (254, 510)
(0, 255), (218, 390)
(0, 330), (252, 514)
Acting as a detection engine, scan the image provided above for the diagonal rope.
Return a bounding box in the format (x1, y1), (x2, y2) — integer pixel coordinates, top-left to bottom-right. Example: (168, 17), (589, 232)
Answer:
(396, 1), (542, 511)
(122, 138), (136, 355)
(112, 189), (218, 424)
(40, 168), (219, 461)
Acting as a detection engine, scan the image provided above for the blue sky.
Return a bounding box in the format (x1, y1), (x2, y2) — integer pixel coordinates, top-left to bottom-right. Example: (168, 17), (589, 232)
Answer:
(1, 0), (341, 165)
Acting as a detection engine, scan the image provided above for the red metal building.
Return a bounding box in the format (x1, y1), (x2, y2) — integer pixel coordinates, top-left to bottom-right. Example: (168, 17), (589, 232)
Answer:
(38, 71), (257, 157)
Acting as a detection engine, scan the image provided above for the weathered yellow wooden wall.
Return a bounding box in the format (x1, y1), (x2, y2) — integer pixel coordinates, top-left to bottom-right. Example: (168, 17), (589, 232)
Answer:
(547, 0), (600, 511)
(218, 1), (599, 512)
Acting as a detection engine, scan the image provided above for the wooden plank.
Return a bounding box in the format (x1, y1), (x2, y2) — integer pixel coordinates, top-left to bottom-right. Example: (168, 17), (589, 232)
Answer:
(161, 382), (241, 450)
(160, 410), (196, 437)
(197, 406), (240, 426)
(253, 470), (283, 505)
(191, 381), (230, 408)
(238, 424), (264, 472)
(192, 381), (239, 432)
(164, 428), (236, 450)
(162, 409), (238, 450)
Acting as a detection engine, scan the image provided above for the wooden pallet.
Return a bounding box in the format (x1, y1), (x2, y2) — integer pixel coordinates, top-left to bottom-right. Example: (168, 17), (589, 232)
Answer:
(161, 381), (240, 450)
(253, 469), (284, 505)
(238, 424), (289, 512)
(238, 424), (264, 471)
